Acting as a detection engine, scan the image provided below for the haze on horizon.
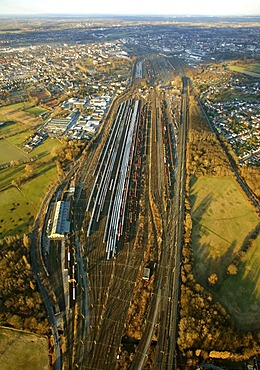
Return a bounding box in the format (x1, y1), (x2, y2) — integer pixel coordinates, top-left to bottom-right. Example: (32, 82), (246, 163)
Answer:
(0, 0), (259, 16)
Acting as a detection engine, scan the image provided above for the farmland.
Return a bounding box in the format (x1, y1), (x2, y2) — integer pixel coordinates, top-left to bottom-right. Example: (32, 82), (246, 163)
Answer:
(0, 138), (61, 237)
(0, 102), (60, 237)
(0, 327), (49, 370)
(227, 62), (260, 77)
(0, 102), (44, 126)
(0, 102), (32, 118)
(0, 139), (29, 165)
(190, 176), (260, 328)
(0, 102), (61, 237)
(0, 121), (25, 138)
(25, 107), (49, 117)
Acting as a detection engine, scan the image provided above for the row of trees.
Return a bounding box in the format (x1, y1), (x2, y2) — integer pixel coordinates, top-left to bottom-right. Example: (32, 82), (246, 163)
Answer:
(177, 92), (260, 367)
(189, 67), (260, 201)
(51, 138), (85, 177)
(179, 196), (260, 366)
(5, 140), (86, 334)
(240, 165), (260, 201)
(0, 235), (49, 335)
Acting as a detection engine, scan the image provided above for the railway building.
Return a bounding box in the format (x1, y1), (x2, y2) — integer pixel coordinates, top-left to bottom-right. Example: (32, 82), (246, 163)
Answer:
(48, 201), (70, 239)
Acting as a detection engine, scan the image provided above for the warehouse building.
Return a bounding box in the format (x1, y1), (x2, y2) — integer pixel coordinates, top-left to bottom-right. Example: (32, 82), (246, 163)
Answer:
(47, 118), (72, 134)
(48, 201), (70, 239)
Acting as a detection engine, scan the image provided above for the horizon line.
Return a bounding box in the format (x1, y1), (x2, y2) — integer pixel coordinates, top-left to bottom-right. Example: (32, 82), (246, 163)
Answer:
(0, 13), (260, 18)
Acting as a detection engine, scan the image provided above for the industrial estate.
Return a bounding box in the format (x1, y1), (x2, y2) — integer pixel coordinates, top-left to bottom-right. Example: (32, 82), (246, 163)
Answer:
(0, 14), (259, 370)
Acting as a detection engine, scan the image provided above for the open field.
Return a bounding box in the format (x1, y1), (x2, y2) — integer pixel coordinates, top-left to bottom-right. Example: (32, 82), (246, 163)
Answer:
(0, 139), (29, 165)
(6, 110), (40, 126)
(0, 101), (32, 115)
(25, 106), (49, 117)
(0, 121), (25, 138)
(0, 100), (62, 238)
(190, 176), (260, 328)
(0, 160), (57, 237)
(227, 63), (260, 77)
(0, 138), (61, 237)
(0, 101), (41, 126)
(7, 130), (32, 147)
(0, 327), (49, 370)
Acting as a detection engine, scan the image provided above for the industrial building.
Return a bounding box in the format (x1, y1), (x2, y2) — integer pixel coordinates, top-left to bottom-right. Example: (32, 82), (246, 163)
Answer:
(48, 201), (70, 239)
(47, 117), (72, 134)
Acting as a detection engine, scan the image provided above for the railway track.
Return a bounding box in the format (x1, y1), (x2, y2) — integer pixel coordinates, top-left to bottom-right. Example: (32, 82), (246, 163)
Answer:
(33, 54), (190, 370)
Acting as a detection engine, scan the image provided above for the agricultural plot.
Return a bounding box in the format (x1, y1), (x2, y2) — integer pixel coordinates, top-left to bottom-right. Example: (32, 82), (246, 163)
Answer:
(0, 121), (24, 138)
(25, 106), (49, 117)
(0, 102), (32, 115)
(0, 102), (42, 126)
(0, 327), (49, 370)
(7, 130), (32, 148)
(0, 139), (29, 165)
(6, 110), (39, 126)
(0, 138), (61, 237)
(190, 176), (260, 328)
(227, 63), (260, 77)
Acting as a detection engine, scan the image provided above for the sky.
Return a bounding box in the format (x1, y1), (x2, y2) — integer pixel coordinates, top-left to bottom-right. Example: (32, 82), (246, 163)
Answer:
(0, 0), (259, 16)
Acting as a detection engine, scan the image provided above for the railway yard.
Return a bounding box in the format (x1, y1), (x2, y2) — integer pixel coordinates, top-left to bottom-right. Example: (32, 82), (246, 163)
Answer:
(36, 54), (189, 369)
(0, 16), (258, 370)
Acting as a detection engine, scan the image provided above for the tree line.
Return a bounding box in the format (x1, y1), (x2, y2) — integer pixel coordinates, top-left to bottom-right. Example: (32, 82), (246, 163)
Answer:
(177, 93), (260, 367)
(0, 235), (49, 334)
(179, 202), (260, 366)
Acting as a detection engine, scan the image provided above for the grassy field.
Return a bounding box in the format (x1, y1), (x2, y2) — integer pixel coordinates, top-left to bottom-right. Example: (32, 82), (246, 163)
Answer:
(7, 110), (39, 126)
(0, 102), (41, 126)
(227, 63), (260, 77)
(0, 121), (25, 138)
(0, 101), (32, 115)
(0, 100), (62, 237)
(0, 327), (49, 370)
(0, 138), (61, 237)
(0, 139), (29, 165)
(190, 176), (260, 328)
(25, 106), (49, 117)
(7, 130), (31, 147)
(212, 88), (259, 103)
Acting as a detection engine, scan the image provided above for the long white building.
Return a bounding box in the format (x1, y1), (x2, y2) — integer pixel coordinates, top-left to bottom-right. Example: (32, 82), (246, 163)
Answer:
(48, 201), (70, 239)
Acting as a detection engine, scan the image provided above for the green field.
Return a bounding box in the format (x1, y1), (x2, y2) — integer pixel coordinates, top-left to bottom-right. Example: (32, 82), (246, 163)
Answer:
(0, 139), (29, 165)
(0, 101), (32, 115)
(227, 63), (260, 77)
(0, 138), (61, 237)
(190, 176), (260, 328)
(0, 99), (63, 237)
(7, 130), (31, 147)
(0, 102), (43, 128)
(0, 121), (24, 138)
(0, 327), (49, 370)
(211, 88), (258, 103)
(25, 107), (49, 117)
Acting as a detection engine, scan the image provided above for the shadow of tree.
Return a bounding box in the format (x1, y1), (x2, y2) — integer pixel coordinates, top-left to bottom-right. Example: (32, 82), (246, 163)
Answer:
(189, 177), (260, 329)
(194, 227), (260, 329)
